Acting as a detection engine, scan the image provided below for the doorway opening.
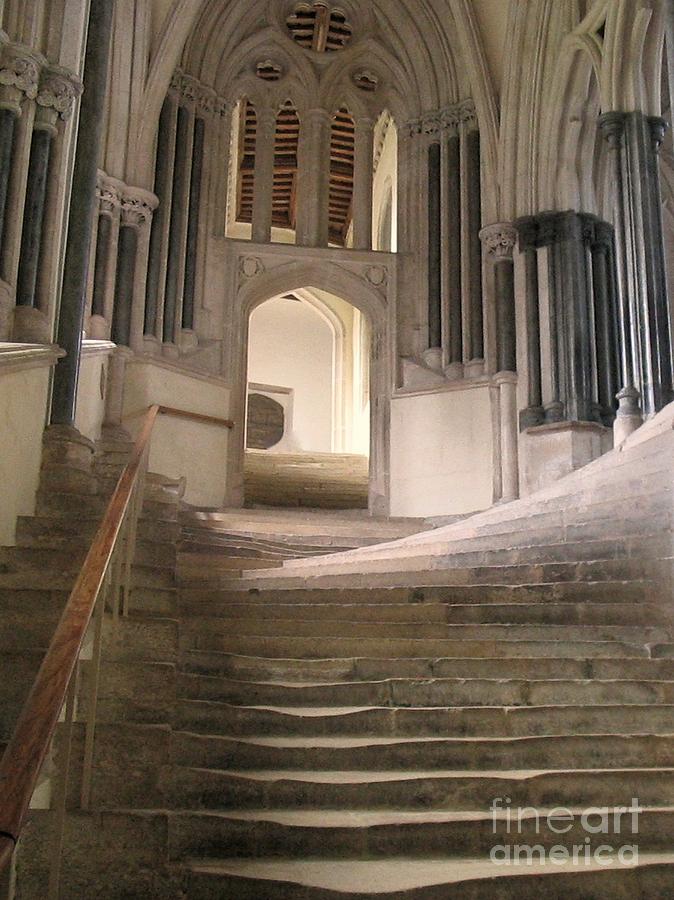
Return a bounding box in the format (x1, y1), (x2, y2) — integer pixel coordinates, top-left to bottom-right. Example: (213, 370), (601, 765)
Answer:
(245, 287), (371, 509)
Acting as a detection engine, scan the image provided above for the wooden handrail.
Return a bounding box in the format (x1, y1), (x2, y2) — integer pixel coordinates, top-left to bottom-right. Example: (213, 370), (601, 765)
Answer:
(0, 405), (160, 872)
(157, 405), (234, 430)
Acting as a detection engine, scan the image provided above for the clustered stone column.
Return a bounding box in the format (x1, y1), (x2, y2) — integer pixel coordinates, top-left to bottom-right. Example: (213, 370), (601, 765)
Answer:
(88, 175), (122, 339)
(515, 210), (620, 430)
(599, 111), (674, 431)
(0, 40), (81, 342)
(144, 70), (222, 355)
(406, 100), (483, 378)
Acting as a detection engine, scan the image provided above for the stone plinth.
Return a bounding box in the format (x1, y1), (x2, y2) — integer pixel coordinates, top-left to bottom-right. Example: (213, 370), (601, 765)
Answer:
(519, 420), (612, 496)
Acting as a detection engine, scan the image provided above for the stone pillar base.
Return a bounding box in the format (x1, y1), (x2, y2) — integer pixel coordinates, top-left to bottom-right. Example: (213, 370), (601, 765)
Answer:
(520, 420), (611, 496)
(105, 346), (133, 427)
(12, 305), (52, 343)
(40, 424), (97, 495)
(88, 314), (109, 340)
(162, 342), (180, 360)
(0, 280), (13, 340)
(142, 335), (161, 357)
(443, 361), (464, 381)
(464, 358), (485, 378)
(613, 386), (642, 445)
(421, 347), (443, 372)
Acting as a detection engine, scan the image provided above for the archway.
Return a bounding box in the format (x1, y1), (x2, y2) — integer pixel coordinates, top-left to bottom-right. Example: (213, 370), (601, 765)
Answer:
(244, 289), (371, 508)
(227, 258), (391, 515)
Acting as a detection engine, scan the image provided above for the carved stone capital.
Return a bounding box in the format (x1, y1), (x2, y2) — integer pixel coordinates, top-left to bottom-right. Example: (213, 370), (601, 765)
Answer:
(480, 223), (517, 260)
(121, 187), (158, 227)
(401, 118), (422, 139)
(0, 43), (40, 101)
(458, 98), (477, 128)
(37, 66), (82, 120)
(96, 173), (124, 214)
(598, 111), (627, 149)
(649, 115), (668, 152)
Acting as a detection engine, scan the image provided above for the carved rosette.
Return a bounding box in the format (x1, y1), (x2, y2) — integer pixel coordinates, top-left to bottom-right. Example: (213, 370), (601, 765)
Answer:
(37, 66), (82, 121)
(239, 256), (265, 281)
(0, 43), (40, 101)
(121, 188), (158, 228)
(480, 223), (517, 261)
(364, 264), (388, 289)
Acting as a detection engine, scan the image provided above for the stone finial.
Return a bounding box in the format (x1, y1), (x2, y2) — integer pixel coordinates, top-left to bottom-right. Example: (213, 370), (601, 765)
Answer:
(480, 223), (517, 260)
(0, 43), (40, 100)
(121, 187), (158, 227)
(37, 66), (82, 120)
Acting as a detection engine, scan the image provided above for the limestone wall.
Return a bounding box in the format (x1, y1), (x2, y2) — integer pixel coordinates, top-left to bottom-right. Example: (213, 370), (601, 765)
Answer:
(390, 382), (494, 518)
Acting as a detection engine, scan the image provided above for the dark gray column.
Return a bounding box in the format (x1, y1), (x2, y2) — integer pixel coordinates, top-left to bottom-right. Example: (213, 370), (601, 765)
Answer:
(182, 115), (205, 331)
(16, 125), (54, 307)
(91, 213), (112, 317)
(446, 128), (463, 366)
(598, 111), (674, 418)
(0, 108), (18, 251)
(516, 218), (544, 428)
(589, 222), (618, 424)
(51, 0), (115, 425)
(145, 96), (174, 337)
(466, 127), (483, 361)
(163, 104), (190, 344)
(427, 141), (442, 349)
(111, 225), (137, 347)
(480, 223), (517, 373)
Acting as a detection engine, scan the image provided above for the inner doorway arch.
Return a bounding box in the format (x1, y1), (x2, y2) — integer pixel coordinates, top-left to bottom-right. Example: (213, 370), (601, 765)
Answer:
(227, 258), (391, 515)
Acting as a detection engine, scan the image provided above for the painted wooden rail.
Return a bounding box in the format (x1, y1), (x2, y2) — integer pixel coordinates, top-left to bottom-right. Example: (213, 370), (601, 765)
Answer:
(0, 405), (160, 891)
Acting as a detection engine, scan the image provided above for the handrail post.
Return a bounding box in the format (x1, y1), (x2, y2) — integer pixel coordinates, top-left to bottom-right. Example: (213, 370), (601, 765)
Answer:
(80, 587), (104, 811)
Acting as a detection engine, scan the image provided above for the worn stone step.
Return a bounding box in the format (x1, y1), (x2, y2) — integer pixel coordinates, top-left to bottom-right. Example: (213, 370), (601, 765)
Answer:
(178, 599), (667, 626)
(178, 616), (671, 645)
(168, 806), (673, 860)
(185, 854), (674, 899)
(180, 650), (674, 683)
(178, 674), (674, 709)
(174, 699), (674, 739)
(102, 615), (178, 663)
(182, 632), (651, 660)
(168, 765), (674, 812)
(173, 731), (674, 772)
(182, 580), (656, 607)
(0, 649), (44, 740)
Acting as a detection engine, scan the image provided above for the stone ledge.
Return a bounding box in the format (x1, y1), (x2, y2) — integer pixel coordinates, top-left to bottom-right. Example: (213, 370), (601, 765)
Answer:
(0, 342), (65, 375)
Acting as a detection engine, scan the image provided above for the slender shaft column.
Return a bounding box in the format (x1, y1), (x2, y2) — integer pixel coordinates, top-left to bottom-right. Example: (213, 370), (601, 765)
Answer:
(480, 224), (517, 373)
(120, 188), (157, 352)
(163, 103), (191, 346)
(252, 106), (276, 244)
(89, 177), (122, 341)
(145, 94), (177, 342)
(464, 112), (484, 366)
(516, 219), (544, 428)
(590, 222), (618, 424)
(0, 105), (18, 251)
(296, 108), (331, 247)
(182, 114), (205, 330)
(427, 140), (442, 350)
(15, 109), (56, 308)
(0, 44), (40, 293)
(598, 112), (642, 434)
(111, 224), (136, 347)
(445, 121), (463, 375)
(352, 115), (374, 250)
(51, 0), (115, 425)
(212, 98), (231, 237)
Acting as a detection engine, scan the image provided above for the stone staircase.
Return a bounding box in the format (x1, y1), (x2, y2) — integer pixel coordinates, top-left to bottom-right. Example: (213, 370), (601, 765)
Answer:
(3, 406), (674, 897)
(244, 450), (369, 509)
